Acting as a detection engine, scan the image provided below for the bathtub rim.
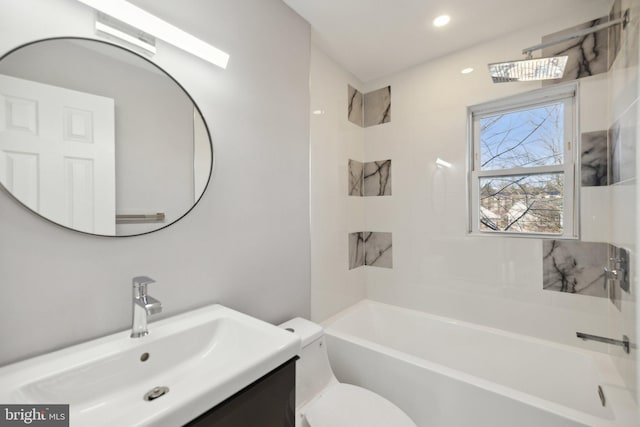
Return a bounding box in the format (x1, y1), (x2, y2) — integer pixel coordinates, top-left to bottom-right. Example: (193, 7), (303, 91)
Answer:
(321, 299), (637, 427)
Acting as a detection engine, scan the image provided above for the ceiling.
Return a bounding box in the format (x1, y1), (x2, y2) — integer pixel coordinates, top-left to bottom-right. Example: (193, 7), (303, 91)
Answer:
(282, 0), (612, 82)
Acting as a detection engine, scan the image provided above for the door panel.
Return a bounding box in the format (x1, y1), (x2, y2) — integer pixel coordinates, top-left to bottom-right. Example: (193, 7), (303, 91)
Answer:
(0, 74), (115, 234)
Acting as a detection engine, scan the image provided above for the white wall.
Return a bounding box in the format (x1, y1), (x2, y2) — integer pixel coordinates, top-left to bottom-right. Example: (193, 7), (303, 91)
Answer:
(309, 45), (367, 321)
(0, 0), (311, 366)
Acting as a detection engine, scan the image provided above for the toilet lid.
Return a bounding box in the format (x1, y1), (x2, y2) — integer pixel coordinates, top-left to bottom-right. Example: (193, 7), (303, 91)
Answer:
(303, 383), (417, 427)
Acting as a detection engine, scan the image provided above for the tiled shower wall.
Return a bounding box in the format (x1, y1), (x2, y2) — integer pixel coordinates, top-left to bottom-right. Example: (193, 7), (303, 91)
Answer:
(356, 3), (623, 352)
(309, 2), (636, 390)
(542, 0), (639, 399)
(542, 5), (630, 301)
(606, 0), (639, 400)
(309, 46), (367, 321)
(522, 5), (631, 300)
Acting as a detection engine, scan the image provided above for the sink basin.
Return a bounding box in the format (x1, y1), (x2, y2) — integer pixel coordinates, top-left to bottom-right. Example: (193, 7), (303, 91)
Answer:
(0, 304), (301, 426)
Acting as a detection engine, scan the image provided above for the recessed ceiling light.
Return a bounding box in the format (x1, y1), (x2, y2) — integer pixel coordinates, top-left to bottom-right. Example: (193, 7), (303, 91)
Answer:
(461, 67), (474, 74)
(312, 110), (325, 115)
(433, 15), (450, 27)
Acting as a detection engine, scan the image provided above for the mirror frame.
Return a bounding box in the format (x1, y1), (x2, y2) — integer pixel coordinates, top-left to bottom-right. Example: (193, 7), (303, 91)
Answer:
(0, 37), (214, 237)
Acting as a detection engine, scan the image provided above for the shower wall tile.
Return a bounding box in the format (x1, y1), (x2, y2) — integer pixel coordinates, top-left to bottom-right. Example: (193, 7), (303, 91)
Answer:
(542, 16), (609, 82)
(348, 159), (364, 196)
(349, 232), (365, 269)
(608, 0), (639, 401)
(363, 86), (391, 127)
(348, 85), (364, 127)
(542, 240), (609, 297)
(364, 160), (392, 196)
(610, 101), (638, 184)
(581, 130), (608, 186)
(610, 12), (639, 121)
(608, 0), (623, 68)
(364, 232), (393, 268)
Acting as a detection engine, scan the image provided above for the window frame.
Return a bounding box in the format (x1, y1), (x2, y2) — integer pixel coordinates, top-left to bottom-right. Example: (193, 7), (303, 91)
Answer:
(466, 82), (580, 239)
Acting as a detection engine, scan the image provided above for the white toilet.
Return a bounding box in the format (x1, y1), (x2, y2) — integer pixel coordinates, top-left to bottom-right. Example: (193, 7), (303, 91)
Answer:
(279, 317), (417, 427)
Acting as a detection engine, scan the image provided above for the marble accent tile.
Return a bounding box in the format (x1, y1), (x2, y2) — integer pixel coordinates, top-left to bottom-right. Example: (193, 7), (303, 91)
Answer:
(542, 16), (609, 82)
(610, 14), (639, 121)
(364, 160), (392, 196)
(610, 119), (621, 183)
(621, 11), (640, 71)
(610, 102), (638, 184)
(363, 86), (391, 127)
(348, 159), (364, 196)
(348, 85), (363, 127)
(613, 0), (640, 70)
(349, 232), (365, 269)
(608, 0), (623, 69)
(364, 232), (393, 268)
(581, 130), (608, 186)
(542, 240), (609, 297)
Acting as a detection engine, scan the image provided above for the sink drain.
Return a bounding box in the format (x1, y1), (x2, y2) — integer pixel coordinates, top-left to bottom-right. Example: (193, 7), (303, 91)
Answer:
(144, 386), (169, 401)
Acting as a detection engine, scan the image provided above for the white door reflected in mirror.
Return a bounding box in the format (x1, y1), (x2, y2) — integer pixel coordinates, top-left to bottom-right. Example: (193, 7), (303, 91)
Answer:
(0, 38), (213, 236)
(0, 74), (116, 235)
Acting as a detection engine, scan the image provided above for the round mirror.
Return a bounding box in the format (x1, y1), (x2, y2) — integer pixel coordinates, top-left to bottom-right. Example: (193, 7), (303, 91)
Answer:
(0, 38), (213, 236)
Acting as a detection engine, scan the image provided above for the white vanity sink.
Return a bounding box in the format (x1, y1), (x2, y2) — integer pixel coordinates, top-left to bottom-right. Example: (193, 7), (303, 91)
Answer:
(0, 305), (301, 426)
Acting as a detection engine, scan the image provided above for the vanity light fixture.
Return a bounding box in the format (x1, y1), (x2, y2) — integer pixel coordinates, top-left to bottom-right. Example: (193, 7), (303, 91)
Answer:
(436, 158), (452, 169)
(96, 13), (156, 56)
(76, 0), (230, 69)
(461, 67), (474, 74)
(433, 15), (450, 28)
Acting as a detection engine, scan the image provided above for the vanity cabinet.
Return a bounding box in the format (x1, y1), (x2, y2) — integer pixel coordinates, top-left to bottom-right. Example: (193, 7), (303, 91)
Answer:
(185, 358), (296, 427)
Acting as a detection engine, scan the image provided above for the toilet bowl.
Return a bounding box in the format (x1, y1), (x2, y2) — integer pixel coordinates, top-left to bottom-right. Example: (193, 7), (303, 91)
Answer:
(279, 317), (417, 427)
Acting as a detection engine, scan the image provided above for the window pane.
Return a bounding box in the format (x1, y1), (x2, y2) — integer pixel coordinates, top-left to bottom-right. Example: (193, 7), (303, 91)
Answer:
(479, 103), (564, 170)
(479, 174), (563, 234)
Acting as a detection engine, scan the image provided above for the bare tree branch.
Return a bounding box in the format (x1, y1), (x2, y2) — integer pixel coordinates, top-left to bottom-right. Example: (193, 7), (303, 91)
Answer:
(481, 110), (553, 168)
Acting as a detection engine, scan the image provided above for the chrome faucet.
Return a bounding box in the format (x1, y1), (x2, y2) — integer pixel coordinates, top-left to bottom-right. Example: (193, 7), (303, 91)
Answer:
(131, 276), (162, 338)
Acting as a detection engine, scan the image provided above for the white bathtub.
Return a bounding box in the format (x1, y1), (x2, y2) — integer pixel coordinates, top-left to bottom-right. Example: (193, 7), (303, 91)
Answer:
(322, 300), (637, 427)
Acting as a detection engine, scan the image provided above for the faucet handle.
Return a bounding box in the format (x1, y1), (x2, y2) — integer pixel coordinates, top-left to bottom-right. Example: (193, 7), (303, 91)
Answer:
(604, 267), (619, 280)
(132, 276), (156, 297)
(609, 257), (626, 269)
(133, 276), (156, 287)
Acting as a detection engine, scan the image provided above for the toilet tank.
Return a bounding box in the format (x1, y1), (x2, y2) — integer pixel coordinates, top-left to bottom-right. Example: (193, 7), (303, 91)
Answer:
(279, 318), (338, 408)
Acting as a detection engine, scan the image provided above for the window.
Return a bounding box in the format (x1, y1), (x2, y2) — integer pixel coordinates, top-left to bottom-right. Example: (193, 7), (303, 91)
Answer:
(467, 83), (579, 238)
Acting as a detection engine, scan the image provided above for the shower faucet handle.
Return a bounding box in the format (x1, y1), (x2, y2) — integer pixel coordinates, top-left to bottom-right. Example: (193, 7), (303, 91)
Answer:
(609, 257), (626, 269)
(604, 267), (618, 281)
